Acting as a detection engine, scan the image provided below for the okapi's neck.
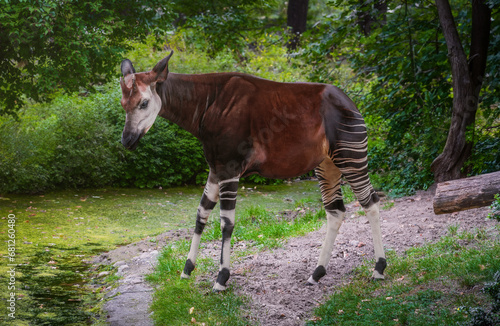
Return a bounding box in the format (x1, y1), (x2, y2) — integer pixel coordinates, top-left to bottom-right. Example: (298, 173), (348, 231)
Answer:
(157, 73), (222, 139)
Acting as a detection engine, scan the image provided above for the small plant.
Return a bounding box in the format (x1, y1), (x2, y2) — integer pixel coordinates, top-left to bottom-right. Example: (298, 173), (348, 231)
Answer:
(484, 271), (500, 312)
(476, 228), (487, 240)
(487, 194), (500, 222)
(448, 224), (460, 236)
(460, 307), (498, 326)
(382, 201), (395, 210)
(459, 271), (500, 326)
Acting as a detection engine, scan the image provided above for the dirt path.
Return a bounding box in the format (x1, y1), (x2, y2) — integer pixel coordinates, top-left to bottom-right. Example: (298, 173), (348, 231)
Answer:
(96, 188), (496, 325)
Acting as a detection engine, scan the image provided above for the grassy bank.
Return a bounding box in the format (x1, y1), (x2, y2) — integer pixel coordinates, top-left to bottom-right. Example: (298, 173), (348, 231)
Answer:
(0, 181), (326, 325)
(309, 225), (500, 326)
(146, 183), (356, 325)
(147, 200), (500, 326)
(146, 197), (332, 325)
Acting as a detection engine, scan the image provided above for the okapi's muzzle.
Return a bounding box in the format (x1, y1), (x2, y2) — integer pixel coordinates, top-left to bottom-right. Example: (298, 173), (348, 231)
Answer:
(121, 129), (144, 151)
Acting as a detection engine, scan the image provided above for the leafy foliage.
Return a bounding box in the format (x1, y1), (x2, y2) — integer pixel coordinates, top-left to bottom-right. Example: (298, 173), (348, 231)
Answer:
(303, 0), (499, 195)
(488, 194), (500, 222)
(0, 91), (124, 193)
(484, 271), (500, 313)
(122, 121), (207, 188)
(0, 0), (172, 116)
(165, 0), (281, 54)
(459, 270), (500, 326)
(0, 88), (210, 193)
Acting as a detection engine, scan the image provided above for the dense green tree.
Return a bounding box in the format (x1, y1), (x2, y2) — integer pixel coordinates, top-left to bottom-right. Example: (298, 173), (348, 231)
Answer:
(0, 0), (172, 116)
(356, 0), (387, 36)
(166, 0), (280, 54)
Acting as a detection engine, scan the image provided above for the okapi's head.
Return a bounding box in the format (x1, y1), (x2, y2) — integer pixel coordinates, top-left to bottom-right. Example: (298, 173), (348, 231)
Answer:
(119, 51), (174, 150)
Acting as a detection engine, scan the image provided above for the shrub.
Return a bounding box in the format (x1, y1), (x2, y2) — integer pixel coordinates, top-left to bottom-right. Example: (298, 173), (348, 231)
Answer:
(0, 87), (208, 193)
(121, 120), (207, 188)
(0, 91), (125, 193)
(488, 194), (500, 222)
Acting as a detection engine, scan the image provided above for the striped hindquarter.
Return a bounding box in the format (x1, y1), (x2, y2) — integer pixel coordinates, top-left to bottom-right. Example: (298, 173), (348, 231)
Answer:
(308, 106), (386, 284)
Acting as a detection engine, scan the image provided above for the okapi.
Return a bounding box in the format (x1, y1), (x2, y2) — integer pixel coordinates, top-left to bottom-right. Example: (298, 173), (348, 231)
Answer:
(119, 52), (387, 292)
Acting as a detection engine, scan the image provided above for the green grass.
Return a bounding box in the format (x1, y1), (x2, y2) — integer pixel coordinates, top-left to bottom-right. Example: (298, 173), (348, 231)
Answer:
(382, 201), (395, 210)
(202, 204), (326, 249)
(308, 226), (500, 326)
(147, 245), (249, 326)
(147, 207), (328, 325)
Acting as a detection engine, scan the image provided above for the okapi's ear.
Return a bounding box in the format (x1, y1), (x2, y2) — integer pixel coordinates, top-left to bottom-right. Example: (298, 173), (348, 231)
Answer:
(151, 51), (174, 83)
(121, 59), (136, 77)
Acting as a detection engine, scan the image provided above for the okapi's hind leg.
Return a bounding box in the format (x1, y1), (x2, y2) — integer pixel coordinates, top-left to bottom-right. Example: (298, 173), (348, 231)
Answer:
(181, 172), (219, 279)
(336, 158), (387, 280)
(363, 201), (386, 279)
(307, 155), (387, 284)
(307, 159), (346, 285)
(213, 177), (239, 292)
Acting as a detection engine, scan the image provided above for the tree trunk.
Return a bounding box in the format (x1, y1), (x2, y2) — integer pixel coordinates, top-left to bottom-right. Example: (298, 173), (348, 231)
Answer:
(433, 170), (500, 214)
(357, 0), (387, 36)
(431, 0), (491, 183)
(287, 0), (309, 50)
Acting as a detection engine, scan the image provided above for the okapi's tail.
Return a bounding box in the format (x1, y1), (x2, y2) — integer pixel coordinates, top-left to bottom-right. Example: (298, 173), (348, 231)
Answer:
(321, 86), (379, 209)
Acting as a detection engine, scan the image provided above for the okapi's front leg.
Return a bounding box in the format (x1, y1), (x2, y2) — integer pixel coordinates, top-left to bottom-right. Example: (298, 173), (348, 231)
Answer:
(181, 173), (219, 279)
(213, 177), (239, 292)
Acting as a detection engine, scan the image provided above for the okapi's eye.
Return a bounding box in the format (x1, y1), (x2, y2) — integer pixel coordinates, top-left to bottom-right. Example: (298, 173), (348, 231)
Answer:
(140, 100), (149, 109)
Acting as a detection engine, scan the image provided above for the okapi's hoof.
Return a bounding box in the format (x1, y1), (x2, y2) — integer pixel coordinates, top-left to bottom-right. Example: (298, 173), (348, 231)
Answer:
(372, 257), (387, 280)
(212, 282), (226, 292)
(180, 272), (190, 279)
(212, 268), (230, 292)
(306, 265), (326, 285)
(371, 270), (385, 280)
(306, 276), (319, 286)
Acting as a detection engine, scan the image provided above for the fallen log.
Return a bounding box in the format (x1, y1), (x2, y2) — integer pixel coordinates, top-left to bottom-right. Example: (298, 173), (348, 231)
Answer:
(433, 170), (500, 215)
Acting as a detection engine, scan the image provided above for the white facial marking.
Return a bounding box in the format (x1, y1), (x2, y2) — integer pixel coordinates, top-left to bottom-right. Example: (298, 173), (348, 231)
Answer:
(126, 85), (162, 135)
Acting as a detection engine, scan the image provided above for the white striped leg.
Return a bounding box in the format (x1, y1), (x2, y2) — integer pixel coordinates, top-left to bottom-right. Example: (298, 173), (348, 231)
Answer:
(335, 151), (386, 278)
(181, 176), (219, 279)
(307, 209), (345, 285)
(364, 202), (386, 279)
(308, 160), (346, 285)
(213, 178), (239, 292)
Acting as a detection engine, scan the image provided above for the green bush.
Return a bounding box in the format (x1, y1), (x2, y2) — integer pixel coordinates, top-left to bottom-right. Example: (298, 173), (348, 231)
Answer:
(0, 91), (125, 193)
(121, 120), (207, 188)
(488, 194), (500, 222)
